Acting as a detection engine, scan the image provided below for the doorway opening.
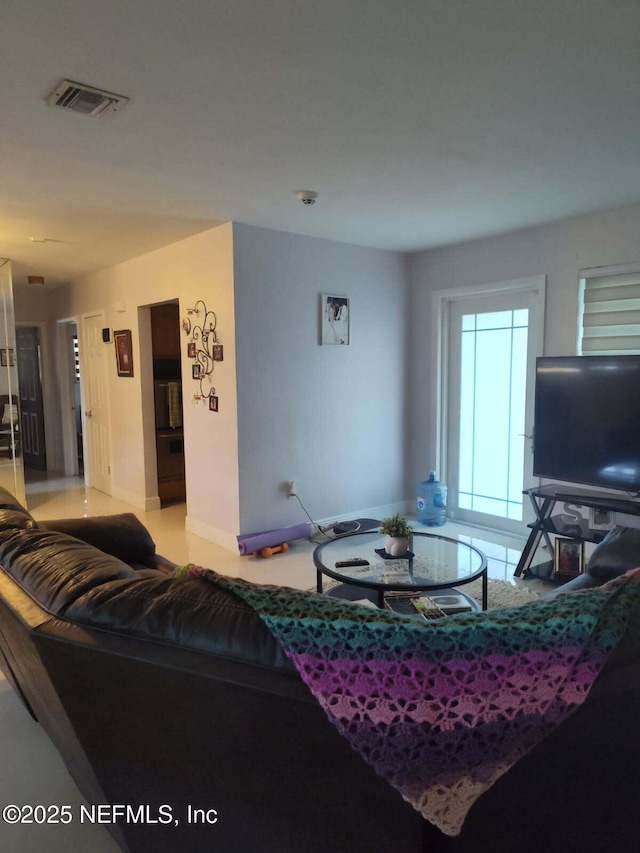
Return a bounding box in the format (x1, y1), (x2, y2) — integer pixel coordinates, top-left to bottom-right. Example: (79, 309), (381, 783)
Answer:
(51, 318), (85, 482)
(435, 276), (545, 535)
(16, 326), (47, 474)
(70, 325), (84, 475)
(149, 302), (185, 506)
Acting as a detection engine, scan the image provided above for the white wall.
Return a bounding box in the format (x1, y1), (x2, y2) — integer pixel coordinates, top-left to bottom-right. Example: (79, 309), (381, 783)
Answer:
(50, 223), (240, 545)
(27, 200), (640, 544)
(408, 202), (640, 491)
(14, 284), (52, 324)
(24, 221), (409, 548)
(233, 224), (408, 533)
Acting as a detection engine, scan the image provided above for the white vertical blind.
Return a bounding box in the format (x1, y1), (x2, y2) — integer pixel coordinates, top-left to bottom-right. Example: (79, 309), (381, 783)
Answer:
(580, 271), (640, 354)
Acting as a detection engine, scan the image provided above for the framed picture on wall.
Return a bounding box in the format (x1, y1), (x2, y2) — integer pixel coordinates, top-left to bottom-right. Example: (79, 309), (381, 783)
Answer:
(208, 394), (219, 412)
(113, 330), (134, 377)
(321, 295), (350, 345)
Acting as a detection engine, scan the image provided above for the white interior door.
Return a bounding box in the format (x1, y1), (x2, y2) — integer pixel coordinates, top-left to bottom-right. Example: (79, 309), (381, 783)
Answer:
(445, 284), (544, 533)
(81, 312), (111, 495)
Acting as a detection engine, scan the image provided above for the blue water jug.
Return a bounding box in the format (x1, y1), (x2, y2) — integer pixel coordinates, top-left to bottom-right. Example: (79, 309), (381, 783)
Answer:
(417, 472), (447, 526)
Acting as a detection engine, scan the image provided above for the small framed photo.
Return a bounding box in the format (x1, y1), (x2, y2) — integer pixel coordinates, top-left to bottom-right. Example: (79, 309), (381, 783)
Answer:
(589, 506), (616, 532)
(192, 364), (201, 380)
(554, 538), (584, 577)
(208, 394), (219, 412)
(113, 330), (134, 377)
(213, 344), (224, 361)
(0, 348), (14, 367)
(187, 342), (196, 358)
(321, 294), (350, 345)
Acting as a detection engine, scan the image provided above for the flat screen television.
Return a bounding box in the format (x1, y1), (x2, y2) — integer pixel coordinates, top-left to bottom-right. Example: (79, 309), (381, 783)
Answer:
(533, 354), (640, 493)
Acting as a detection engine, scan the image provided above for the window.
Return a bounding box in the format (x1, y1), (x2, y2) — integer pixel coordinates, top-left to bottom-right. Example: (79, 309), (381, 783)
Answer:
(580, 269), (640, 355)
(457, 308), (528, 521)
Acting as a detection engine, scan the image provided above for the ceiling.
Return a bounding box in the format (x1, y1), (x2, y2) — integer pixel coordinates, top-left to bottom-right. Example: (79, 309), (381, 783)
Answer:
(2, 0), (640, 288)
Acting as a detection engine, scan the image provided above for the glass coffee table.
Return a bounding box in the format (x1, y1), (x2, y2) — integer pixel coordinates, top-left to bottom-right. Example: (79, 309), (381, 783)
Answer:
(313, 530), (487, 611)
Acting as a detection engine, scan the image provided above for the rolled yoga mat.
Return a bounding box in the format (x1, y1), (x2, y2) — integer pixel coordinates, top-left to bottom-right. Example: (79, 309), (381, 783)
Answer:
(237, 523), (312, 555)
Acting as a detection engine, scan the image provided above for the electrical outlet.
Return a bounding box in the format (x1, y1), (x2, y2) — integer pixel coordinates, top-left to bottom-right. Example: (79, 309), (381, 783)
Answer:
(288, 480), (296, 498)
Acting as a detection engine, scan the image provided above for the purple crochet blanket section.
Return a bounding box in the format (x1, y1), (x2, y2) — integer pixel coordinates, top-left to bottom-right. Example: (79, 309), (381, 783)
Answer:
(175, 564), (640, 835)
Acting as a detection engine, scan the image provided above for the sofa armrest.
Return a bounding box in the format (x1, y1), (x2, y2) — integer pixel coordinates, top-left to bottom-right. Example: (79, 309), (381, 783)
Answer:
(545, 526), (640, 599)
(586, 526), (640, 581)
(138, 554), (176, 575)
(545, 571), (601, 598)
(41, 514), (157, 567)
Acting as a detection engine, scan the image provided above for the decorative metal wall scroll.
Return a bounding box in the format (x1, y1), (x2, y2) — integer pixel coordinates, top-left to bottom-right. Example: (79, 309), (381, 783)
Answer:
(183, 300), (223, 411)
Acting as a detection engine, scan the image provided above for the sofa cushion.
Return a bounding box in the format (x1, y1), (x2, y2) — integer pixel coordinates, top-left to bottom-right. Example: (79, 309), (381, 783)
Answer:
(0, 527), (138, 616)
(41, 514), (157, 565)
(587, 526), (640, 581)
(64, 574), (294, 672)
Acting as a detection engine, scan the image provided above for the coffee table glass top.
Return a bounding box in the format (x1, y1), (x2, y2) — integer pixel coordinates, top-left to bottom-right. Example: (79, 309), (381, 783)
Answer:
(313, 530), (486, 591)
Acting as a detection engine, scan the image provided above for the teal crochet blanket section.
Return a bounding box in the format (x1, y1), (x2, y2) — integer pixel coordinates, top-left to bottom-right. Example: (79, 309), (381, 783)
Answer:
(175, 564), (640, 836)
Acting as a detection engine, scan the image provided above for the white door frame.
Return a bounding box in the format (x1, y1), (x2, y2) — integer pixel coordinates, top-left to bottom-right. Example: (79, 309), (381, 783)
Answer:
(430, 275), (546, 520)
(79, 310), (112, 493)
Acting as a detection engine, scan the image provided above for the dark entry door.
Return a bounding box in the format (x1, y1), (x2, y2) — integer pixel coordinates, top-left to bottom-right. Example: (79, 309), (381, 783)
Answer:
(16, 326), (46, 471)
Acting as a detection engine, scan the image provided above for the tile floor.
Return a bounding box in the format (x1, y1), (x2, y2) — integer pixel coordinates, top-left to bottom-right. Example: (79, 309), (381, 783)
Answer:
(24, 471), (544, 594)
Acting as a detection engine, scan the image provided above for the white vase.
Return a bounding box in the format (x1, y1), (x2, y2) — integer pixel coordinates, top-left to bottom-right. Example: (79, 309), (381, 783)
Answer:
(385, 535), (409, 557)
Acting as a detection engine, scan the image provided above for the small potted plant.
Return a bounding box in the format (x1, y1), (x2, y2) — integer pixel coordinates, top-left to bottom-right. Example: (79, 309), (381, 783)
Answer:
(379, 513), (412, 557)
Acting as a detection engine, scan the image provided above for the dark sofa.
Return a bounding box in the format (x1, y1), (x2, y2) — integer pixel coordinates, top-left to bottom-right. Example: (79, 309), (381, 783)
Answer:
(0, 486), (639, 853)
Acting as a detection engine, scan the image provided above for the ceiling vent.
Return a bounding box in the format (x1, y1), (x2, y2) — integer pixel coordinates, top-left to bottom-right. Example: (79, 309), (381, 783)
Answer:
(47, 79), (129, 117)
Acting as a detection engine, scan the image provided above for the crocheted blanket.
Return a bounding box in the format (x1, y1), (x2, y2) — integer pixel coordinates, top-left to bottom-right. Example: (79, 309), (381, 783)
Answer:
(174, 564), (640, 836)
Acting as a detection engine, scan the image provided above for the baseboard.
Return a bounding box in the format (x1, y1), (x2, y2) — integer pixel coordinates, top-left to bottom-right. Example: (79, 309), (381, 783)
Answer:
(111, 486), (161, 512)
(318, 500), (410, 530)
(185, 514), (238, 554)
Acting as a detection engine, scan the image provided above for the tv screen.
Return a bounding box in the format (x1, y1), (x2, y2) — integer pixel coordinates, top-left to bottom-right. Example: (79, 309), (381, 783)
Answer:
(533, 355), (640, 493)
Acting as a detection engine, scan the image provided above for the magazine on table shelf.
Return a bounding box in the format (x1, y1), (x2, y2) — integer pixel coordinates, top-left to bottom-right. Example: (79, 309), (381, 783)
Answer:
(383, 591), (473, 620)
(384, 593), (443, 620)
(424, 592), (474, 614)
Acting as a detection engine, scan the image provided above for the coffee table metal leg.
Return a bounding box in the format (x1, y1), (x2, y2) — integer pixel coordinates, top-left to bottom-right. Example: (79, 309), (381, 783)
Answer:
(317, 569), (323, 594)
(482, 570), (488, 610)
(378, 589), (385, 609)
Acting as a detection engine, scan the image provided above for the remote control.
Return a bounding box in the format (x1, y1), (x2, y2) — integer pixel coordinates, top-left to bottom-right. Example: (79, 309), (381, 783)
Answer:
(335, 558), (370, 568)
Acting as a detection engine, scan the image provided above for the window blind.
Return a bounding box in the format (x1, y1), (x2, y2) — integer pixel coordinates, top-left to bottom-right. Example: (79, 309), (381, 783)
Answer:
(580, 271), (640, 354)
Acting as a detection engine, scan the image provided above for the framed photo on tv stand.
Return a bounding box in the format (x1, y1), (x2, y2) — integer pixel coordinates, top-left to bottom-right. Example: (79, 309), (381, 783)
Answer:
(554, 537), (584, 578)
(588, 506), (616, 533)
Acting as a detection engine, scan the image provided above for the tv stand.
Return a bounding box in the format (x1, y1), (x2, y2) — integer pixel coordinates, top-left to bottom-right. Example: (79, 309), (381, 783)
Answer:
(514, 484), (640, 580)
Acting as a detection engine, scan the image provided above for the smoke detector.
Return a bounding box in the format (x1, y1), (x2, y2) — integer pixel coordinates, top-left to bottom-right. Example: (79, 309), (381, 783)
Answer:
(296, 190), (318, 205)
(47, 79), (129, 117)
